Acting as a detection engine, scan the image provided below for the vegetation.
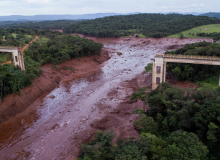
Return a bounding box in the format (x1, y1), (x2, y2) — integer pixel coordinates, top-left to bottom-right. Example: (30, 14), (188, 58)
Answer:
(24, 30), (103, 65)
(0, 52), (11, 64)
(63, 13), (220, 38)
(0, 30), (103, 101)
(0, 28), (35, 47)
(196, 75), (219, 89)
(168, 24), (220, 40)
(165, 41), (220, 82)
(79, 81), (220, 159)
(0, 20), (82, 29)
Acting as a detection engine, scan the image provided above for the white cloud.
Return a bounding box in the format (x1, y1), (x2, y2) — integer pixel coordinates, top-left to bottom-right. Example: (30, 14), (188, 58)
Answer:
(0, 0), (219, 16)
(24, 0), (50, 3)
(161, 4), (205, 9)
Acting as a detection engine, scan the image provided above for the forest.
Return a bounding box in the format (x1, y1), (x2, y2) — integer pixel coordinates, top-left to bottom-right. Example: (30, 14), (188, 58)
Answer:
(0, 20), (82, 29)
(79, 82), (220, 159)
(63, 13), (220, 38)
(196, 32), (220, 41)
(0, 28), (35, 47)
(0, 29), (103, 101)
(165, 41), (220, 82)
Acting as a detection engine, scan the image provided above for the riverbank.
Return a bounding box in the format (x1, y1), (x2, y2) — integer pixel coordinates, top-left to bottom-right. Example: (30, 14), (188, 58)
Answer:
(0, 50), (110, 124)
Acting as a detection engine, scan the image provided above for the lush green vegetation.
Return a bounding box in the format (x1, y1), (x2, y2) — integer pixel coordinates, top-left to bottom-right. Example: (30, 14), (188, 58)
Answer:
(168, 24), (220, 40)
(78, 81), (220, 159)
(0, 20), (82, 29)
(0, 28), (35, 47)
(165, 41), (220, 83)
(0, 52), (11, 64)
(201, 12), (220, 19)
(63, 13), (220, 38)
(24, 30), (103, 65)
(196, 75), (219, 89)
(0, 30), (103, 102)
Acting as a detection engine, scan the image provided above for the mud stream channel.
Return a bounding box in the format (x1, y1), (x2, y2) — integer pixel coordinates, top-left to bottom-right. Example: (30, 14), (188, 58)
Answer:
(0, 37), (213, 160)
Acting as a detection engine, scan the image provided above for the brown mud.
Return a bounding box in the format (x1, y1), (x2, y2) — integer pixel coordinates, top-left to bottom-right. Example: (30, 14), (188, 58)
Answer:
(0, 50), (110, 123)
(168, 79), (199, 89)
(0, 35), (213, 160)
(1, 60), (12, 65)
(50, 29), (64, 33)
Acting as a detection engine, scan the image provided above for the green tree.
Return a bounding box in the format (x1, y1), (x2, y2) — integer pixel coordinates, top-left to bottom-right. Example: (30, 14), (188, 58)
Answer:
(172, 66), (181, 81)
(168, 131), (209, 160)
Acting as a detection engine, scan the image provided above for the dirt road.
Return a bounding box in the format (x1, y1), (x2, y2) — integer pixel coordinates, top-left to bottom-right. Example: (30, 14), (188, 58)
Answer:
(0, 35), (38, 66)
(21, 35), (39, 53)
(0, 37), (213, 160)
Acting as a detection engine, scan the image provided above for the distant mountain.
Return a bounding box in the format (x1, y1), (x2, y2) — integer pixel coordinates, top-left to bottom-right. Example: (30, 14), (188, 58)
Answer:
(201, 12), (220, 19)
(163, 12), (205, 15)
(0, 13), (139, 21)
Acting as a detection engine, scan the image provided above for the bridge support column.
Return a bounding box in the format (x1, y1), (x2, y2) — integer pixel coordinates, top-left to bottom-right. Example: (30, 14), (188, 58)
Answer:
(219, 74), (220, 87)
(163, 61), (166, 82)
(152, 57), (164, 90)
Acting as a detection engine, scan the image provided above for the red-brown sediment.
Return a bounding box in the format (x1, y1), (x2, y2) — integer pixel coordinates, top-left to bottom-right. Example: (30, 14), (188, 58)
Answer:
(1, 60), (12, 65)
(0, 35), (213, 160)
(0, 50), (110, 123)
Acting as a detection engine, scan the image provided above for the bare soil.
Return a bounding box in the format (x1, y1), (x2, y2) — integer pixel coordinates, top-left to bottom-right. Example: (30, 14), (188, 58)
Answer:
(1, 60), (12, 65)
(168, 79), (199, 89)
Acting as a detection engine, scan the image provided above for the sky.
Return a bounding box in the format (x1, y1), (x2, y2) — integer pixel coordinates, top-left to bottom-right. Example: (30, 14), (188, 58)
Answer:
(0, 0), (219, 16)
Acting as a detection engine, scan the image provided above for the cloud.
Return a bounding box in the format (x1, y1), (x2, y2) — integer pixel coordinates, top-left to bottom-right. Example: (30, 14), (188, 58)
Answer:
(24, 0), (50, 3)
(161, 4), (204, 9)
(0, 0), (219, 16)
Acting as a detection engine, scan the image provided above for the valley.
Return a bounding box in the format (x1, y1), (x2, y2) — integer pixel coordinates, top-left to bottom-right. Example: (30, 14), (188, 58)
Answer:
(0, 36), (213, 159)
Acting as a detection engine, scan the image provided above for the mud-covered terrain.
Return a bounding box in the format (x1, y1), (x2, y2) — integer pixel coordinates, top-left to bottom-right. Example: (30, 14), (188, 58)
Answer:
(0, 37), (212, 160)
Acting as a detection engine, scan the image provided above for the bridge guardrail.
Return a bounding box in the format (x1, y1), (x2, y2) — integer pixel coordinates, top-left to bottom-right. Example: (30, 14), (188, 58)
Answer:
(155, 54), (220, 61)
(0, 46), (20, 50)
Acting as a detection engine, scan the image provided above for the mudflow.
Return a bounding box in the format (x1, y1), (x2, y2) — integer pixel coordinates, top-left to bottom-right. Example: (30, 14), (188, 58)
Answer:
(0, 36), (213, 160)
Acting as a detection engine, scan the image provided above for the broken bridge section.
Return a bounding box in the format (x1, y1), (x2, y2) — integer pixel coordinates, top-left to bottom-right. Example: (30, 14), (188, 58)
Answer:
(152, 54), (220, 89)
(0, 46), (25, 70)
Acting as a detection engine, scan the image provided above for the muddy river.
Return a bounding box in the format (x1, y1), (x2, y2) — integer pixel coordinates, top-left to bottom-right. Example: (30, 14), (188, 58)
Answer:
(0, 37), (213, 160)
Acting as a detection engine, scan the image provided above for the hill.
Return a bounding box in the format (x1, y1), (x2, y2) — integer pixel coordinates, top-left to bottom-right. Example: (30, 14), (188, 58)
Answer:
(0, 20), (82, 29)
(63, 13), (220, 38)
(201, 12), (220, 19)
(0, 13), (139, 21)
(168, 24), (220, 38)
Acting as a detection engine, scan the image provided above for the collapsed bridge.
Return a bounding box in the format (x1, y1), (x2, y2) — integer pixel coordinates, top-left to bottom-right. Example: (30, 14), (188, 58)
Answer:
(152, 54), (220, 89)
(0, 46), (25, 70)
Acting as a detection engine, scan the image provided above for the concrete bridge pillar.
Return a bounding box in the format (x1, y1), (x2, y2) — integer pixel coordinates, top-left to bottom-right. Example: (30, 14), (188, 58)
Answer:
(152, 57), (165, 90)
(0, 47), (25, 70)
(219, 74), (220, 87)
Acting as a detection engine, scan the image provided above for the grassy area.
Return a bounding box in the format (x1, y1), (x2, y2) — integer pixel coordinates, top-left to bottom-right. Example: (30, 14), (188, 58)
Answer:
(196, 75), (219, 89)
(12, 33), (17, 38)
(25, 35), (33, 38)
(138, 33), (146, 37)
(168, 24), (220, 38)
(34, 37), (49, 45)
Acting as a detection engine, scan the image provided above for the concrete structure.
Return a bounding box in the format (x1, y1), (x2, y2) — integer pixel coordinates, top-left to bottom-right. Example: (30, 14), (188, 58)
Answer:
(152, 54), (220, 89)
(0, 46), (25, 70)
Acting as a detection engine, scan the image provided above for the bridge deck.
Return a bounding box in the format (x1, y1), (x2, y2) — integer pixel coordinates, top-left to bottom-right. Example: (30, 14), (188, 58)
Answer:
(156, 54), (220, 65)
(152, 54), (220, 89)
(156, 54), (220, 61)
(0, 46), (19, 50)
